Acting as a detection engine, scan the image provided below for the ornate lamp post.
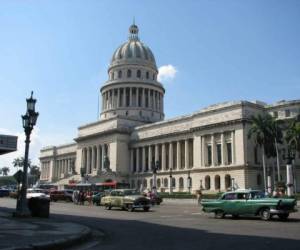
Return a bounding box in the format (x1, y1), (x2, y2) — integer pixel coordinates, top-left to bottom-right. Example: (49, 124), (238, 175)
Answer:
(283, 147), (296, 197)
(15, 92), (39, 217)
(187, 171), (192, 194)
(169, 168), (173, 195)
(152, 160), (160, 195)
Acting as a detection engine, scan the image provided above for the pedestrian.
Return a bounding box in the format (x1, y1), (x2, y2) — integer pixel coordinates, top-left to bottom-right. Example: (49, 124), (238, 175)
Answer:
(87, 190), (92, 206)
(196, 190), (202, 205)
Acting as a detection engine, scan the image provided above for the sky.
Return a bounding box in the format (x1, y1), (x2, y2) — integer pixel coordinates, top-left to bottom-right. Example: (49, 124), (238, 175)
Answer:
(0, 0), (300, 174)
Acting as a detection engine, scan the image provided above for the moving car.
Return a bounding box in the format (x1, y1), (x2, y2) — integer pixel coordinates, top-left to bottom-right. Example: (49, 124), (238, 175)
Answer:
(201, 190), (297, 221)
(0, 188), (10, 197)
(92, 192), (105, 206)
(101, 189), (151, 211)
(27, 188), (50, 199)
(50, 190), (73, 202)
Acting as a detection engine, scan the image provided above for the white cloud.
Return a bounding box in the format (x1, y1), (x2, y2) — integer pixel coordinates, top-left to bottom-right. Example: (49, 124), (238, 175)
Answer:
(158, 65), (177, 82)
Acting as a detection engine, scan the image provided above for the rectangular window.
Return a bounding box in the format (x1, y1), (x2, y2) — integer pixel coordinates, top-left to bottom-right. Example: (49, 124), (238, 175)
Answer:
(217, 144), (222, 165)
(207, 145), (212, 166)
(227, 143), (232, 165)
(285, 109), (290, 117)
(273, 111), (278, 118)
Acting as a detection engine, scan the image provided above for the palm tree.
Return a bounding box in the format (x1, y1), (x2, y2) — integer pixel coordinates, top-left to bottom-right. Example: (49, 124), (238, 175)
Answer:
(248, 114), (274, 192)
(1, 167), (10, 176)
(12, 157), (31, 171)
(286, 115), (300, 153)
(268, 116), (284, 182)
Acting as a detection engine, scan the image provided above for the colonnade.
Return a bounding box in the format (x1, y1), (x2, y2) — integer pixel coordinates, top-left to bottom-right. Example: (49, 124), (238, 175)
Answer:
(81, 144), (109, 174)
(102, 87), (163, 113)
(53, 158), (75, 180)
(130, 139), (194, 173)
(40, 161), (50, 180)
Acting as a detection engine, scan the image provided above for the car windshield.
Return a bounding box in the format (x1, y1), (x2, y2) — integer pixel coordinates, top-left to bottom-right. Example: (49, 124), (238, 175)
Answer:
(123, 190), (140, 196)
(250, 191), (266, 199)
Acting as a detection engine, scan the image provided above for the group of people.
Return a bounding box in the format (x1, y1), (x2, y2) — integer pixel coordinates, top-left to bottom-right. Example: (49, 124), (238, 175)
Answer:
(72, 190), (93, 205)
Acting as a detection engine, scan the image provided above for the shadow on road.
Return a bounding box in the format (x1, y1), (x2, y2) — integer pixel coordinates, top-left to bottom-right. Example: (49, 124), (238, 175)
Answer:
(1, 206), (299, 250)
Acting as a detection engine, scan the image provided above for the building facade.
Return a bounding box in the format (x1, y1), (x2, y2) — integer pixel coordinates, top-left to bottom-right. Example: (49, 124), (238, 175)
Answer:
(40, 24), (300, 193)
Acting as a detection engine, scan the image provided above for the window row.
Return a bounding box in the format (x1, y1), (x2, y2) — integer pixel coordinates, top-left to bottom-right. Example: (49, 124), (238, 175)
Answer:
(109, 69), (157, 81)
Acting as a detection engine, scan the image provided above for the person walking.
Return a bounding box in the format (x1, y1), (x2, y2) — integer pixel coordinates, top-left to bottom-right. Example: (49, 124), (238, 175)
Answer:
(196, 190), (202, 206)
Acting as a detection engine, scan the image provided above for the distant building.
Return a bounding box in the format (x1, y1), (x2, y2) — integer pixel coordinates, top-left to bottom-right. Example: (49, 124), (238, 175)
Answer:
(0, 134), (17, 155)
(40, 24), (300, 193)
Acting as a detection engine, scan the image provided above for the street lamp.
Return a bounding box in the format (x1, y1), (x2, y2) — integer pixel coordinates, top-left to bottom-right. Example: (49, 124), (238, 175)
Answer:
(152, 160), (160, 195)
(283, 147), (296, 197)
(231, 178), (235, 191)
(187, 171), (192, 194)
(15, 91), (39, 217)
(169, 168), (173, 195)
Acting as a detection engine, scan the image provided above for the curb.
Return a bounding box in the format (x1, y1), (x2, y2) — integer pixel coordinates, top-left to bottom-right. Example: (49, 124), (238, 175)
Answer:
(2, 226), (92, 250)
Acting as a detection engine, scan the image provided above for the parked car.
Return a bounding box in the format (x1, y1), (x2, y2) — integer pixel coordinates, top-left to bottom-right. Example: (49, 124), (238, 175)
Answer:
(50, 190), (73, 202)
(201, 189), (297, 221)
(0, 188), (10, 197)
(27, 188), (50, 199)
(92, 192), (105, 206)
(101, 189), (151, 211)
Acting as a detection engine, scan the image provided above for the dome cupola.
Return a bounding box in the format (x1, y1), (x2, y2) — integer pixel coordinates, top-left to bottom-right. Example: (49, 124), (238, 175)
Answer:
(100, 23), (165, 124)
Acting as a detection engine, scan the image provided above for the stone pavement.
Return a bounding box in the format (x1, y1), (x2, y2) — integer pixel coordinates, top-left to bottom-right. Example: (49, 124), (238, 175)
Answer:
(0, 208), (91, 250)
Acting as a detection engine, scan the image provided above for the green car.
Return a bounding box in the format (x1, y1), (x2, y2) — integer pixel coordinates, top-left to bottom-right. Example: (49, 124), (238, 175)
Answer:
(201, 190), (297, 221)
(101, 189), (151, 212)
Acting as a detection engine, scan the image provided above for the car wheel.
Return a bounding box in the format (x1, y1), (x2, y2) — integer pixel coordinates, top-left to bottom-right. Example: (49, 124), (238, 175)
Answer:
(214, 210), (225, 219)
(143, 207), (150, 212)
(260, 208), (271, 221)
(105, 204), (111, 210)
(127, 204), (134, 212)
(278, 213), (289, 220)
(232, 214), (239, 219)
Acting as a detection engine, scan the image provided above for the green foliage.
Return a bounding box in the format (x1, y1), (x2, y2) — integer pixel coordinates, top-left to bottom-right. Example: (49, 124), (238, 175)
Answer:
(0, 176), (17, 186)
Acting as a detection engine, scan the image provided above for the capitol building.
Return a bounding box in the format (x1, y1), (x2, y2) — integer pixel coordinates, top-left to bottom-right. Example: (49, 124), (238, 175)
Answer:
(40, 24), (300, 193)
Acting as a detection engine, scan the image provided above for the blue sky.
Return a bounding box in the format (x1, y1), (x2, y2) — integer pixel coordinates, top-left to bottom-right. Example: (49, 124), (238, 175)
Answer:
(0, 0), (300, 173)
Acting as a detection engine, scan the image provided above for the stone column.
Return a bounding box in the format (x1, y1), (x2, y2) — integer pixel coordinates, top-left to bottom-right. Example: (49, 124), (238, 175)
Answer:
(169, 142), (173, 170)
(142, 88), (145, 108)
(177, 141), (181, 169)
(221, 133), (226, 165)
(231, 131), (235, 164)
(211, 134), (215, 166)
(136, 147), (140, 172)
(91, 147), (95, 171)
(130, 149), (134, 172)
(152, 91), (155, 109)
(117, 88), (120, 108)
(142, 147), (146, 172)
(185, 139), (189, 169)
(148, 145), (152, 171)
(161, 94), (164, 113)
(129, 87), (133, 106)
(123, 88), (126, 107)
(87, 147), (91, 174)
(148, 89), (151, 109)
(162, 143), (166, 171)
(136, 88), (139, 107)
(101, 145), (105, 170)
(97, 145), (101, 171)
(155, 144), (159, 163)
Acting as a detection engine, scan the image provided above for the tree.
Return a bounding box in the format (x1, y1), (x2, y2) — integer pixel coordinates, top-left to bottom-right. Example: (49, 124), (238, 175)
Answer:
(12, 157), (32, 171)
(248, 113), (275, 192)
(1, 167), (10, 176)
(286, 115), (300, 154)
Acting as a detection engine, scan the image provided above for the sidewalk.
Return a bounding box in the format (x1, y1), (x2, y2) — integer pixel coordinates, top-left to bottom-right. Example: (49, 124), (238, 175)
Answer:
(0, 208), (91, 250)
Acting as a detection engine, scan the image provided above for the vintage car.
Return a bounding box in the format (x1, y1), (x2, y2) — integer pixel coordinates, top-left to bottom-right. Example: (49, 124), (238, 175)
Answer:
(92, 192), (106, 206)
(101, 189), (151, 211)
(50, 190), (73, 202)
(27, 188), (50, 199)
(201, 190), (297, 221)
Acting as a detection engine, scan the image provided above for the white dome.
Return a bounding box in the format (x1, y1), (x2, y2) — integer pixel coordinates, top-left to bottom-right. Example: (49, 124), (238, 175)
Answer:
(110, 24), (157, 69)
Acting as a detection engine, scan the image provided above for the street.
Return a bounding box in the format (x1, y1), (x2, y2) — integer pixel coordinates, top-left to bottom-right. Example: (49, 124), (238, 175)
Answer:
(1, 198), (300, 250)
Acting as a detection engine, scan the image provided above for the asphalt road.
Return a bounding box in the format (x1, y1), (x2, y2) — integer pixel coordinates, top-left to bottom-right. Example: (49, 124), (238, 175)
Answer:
(1, 198), (300, 250)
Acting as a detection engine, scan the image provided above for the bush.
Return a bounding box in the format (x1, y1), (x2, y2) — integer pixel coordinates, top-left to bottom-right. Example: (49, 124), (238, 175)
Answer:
(0, 176), (17, 187)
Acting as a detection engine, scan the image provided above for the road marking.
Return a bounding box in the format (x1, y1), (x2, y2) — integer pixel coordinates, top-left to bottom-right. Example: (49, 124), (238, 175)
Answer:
(191, 212), (203, 215)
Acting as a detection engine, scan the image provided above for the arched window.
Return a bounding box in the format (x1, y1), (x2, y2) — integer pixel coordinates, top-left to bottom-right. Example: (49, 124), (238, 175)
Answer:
(137, 70), (141, 78)
(179, 177), (184, 188)
(146, 71), (149, 79)
(118, 70), (122, 78)
(172, 177), (176, 188)
(205, 175), (211, 190)
(225, 174), (231, 190)
(157, 179), (161, 188)
(164, 178), (168, 188)
(215, 175), (220, 190)
(127, 69), (132, 78)
(257, 174), (262, 186)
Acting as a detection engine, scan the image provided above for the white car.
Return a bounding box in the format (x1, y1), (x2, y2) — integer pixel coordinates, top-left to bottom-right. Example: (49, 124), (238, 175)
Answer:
(27, 188), (50, 199)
